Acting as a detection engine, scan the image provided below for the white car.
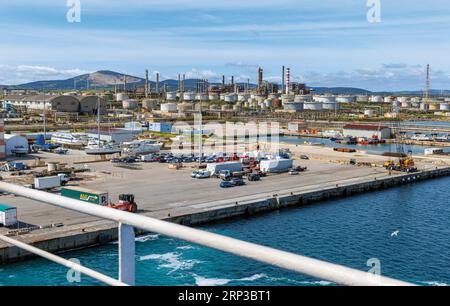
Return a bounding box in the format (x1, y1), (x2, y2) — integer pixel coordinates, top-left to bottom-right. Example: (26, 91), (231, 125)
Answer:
(195, 170), (211, 179)
(191, 170), (200, 178)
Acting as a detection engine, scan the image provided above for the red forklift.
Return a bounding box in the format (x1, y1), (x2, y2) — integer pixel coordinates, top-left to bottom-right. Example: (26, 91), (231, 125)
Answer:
(107, 194), (138, 213)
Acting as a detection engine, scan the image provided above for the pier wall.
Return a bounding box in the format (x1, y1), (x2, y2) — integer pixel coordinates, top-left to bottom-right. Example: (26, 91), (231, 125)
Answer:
(1, 167), (450, 265)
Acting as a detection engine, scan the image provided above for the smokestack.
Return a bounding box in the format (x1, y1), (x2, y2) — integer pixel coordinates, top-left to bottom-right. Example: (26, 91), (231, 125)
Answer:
(222, 75), (225, 90)
(145, 69), (149, 98)
(285, 67), (290, 95)
(282, 66), (285, 94)
(156, 73), (160, 95)
(231, 76), (234, 86)
(123, 75), (127, 91)
(258, 67), (263, 87)
(178, 74), (181, 92)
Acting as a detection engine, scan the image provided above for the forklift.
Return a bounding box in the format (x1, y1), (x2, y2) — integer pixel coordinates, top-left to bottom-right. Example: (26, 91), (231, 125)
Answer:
(107, 194), (138, 213)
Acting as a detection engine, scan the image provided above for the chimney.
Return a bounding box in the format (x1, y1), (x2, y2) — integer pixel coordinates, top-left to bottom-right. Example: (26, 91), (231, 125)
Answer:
(222, 75), (225, 90)
(178, 74), (181, 92)
(282, 66), (285, 94)
(258, 67), (263, 87)
(145, 69), (149, 98)
(285, 67), (290, 95)
(156, 72), (160, 95)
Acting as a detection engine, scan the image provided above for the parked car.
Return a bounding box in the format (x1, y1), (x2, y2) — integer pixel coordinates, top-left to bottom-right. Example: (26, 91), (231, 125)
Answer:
(288, 169), (299, 175)
(191, 170), (200, 178)
(195, 170), (211, 179)
(300, 155), (309, 160)
(231, 178), (246, 186)
(220, 181), (234, 188)
(247, 173), (261, 181)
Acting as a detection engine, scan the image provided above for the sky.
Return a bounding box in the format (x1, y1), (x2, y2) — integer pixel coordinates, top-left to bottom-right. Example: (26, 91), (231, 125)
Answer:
(0, 0), (449, 91)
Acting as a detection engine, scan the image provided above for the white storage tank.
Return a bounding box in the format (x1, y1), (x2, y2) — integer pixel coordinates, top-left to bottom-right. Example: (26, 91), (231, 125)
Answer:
(183, 92), (195, 101)
(160, 103), (177, 112)
(116, 93), (129, 102)
(208, 93), (219, 101)
(384, 96), (395, 103)
(440, 103), (450, 111)
(166, 92), (177, 101)
(397, 96), (409, 103)
(196, 93), (208, 101)
(364, 109), (376, 117)
(313, 95), (336, 103)
(238, 94), (249, 102)
(401, 101), (412, 108)
(283, 102), (304, 112)
(336, 96), (355, 103)
(142, 99), (158, 110)
(122, 99), (138, 110)
(220, 94), (226, 101)
(392, 101), (401, 108)
(177, 102), (193, 112)
(294, 95), (312, 102)
(224, 94), (237, 103)
(370, 96), (383, 103)
(356, 95), (369, 102)
(420, 103), (430, 111)
(323, 102), (340, 111)
(304, 102), (323, 111)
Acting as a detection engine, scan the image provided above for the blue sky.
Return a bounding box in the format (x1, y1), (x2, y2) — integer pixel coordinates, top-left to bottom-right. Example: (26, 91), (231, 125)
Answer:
(0, 0), (449, 91)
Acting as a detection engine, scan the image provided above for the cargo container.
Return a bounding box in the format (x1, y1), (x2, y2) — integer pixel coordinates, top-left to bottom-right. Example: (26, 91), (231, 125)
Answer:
(260, 159), (293, 173)
(61, 186), (109, 205)
(0, 204), (17, 227)
(206, 161), (243, 176)
(34, 176), (61, 190)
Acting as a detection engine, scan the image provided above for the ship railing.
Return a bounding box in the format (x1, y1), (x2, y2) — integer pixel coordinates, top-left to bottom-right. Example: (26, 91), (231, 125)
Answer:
(0, 181), (415, 286)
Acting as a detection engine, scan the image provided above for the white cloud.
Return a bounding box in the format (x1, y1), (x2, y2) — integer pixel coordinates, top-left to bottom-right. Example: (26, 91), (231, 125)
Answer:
(0, 64), (91, 85)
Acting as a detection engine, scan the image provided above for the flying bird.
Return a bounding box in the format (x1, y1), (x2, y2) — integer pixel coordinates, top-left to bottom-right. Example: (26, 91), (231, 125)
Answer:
(391, 230), (400, 237)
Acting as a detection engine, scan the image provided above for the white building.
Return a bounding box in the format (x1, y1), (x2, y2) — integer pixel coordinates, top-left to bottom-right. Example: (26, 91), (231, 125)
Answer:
(4, 134), (29, 156)
(343, 124), (391, 139)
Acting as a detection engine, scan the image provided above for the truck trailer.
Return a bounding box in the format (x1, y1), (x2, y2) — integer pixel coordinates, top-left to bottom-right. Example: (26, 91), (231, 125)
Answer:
(0, 204), (18, 227)
(61, 186), (109, 205)
(206, 161), (243, 176)
(260, 158), (293, 173)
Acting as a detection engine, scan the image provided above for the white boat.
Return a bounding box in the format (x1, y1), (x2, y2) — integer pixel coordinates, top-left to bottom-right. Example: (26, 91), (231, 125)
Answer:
(122, 140), (162, 155)
(411, 134), (431, 141)
(85, 143), (122, 155)
(51, 132), (88, 146)
(85, 97), (122, 155)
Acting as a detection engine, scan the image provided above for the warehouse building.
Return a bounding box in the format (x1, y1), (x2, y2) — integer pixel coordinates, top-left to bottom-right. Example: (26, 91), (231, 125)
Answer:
(1, 94), (106, 114)
(4, 134), (29, 156)
(343, 124), (391, 139)
(148, 122), (173, 133)
(86, 128), (135, 144)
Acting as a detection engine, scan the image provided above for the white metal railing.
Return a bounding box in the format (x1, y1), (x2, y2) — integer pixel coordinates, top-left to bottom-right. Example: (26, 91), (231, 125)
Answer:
(0, 181), (415, 286)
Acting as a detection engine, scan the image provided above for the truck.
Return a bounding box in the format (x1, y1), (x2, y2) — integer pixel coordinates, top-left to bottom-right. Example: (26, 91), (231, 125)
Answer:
(34, 176), (62, 190)
(206, 161), (243, 177)
(61, 186), (109, 205)
(0, 204), (17, 227)
(260, 159), (293, 173)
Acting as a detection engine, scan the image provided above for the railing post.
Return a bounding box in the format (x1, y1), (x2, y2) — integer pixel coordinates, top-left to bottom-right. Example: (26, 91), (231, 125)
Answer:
(118, 223), (135, 285)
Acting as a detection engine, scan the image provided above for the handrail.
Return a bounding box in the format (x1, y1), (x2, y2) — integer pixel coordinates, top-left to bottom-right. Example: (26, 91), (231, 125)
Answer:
(0, 234), (127, 286)
(0, 182), (415, 286)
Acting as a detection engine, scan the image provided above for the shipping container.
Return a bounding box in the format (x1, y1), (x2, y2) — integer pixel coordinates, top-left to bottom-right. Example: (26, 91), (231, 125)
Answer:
(61, 186), (109, 205)
(0, 204), (17, 227)
(260, 159), (293, 173)
(34, 176), (61, 190)
(206, 161), (243, 175)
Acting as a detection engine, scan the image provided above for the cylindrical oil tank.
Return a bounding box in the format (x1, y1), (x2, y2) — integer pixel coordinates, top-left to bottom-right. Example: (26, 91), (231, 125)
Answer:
(208, 93), (219, 101)
(384, 96), (395, 103)
(224, 94), (237, 103)
(356, 95), (368, 102)
(364, 109), (376, 117)
(116, 93), (129, 102)
(420, 103), (429, 111)
(411, 97), (422, 103)
(445, 98), (450, 103)
(392, 101), (401, 108)
(440, 103), (450, 111)
(397, 96), (409, 103)
(220, 94), (226, 101)
(177, 102), (193, 112)
(196, 93), (208, 101)
(166, 92), (177, 101)
(323, 102), (340, 111)
(183, 92), (195, 101)
(336, 96), (355, 103)
(142, 99), (158, 110)
(313, 95), (335, 103)
(122, 99), (138, 109)
(401, 101), (412, 108)
(411, 102), (420, 108)
(429, 103), (440, 111)
(160, 103), (177, 112)
(370, 96), (383, 103)
(294, 95), (312, 102)
(237, 94), (249, 102)
(283, 102), (304, 112)
(304, 102), (323, 111)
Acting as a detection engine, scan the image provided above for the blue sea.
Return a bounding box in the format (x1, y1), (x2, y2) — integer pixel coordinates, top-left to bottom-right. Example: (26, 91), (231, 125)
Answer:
(1, 176), (450, 286)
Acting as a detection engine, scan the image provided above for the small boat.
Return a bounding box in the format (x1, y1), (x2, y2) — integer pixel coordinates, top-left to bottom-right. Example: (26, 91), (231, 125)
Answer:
(122, 139), (163, 155)
(51, 132), (88, 146)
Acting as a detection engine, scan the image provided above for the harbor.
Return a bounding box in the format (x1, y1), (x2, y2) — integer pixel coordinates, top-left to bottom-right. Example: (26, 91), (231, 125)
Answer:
(1, 140), (450, 264)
